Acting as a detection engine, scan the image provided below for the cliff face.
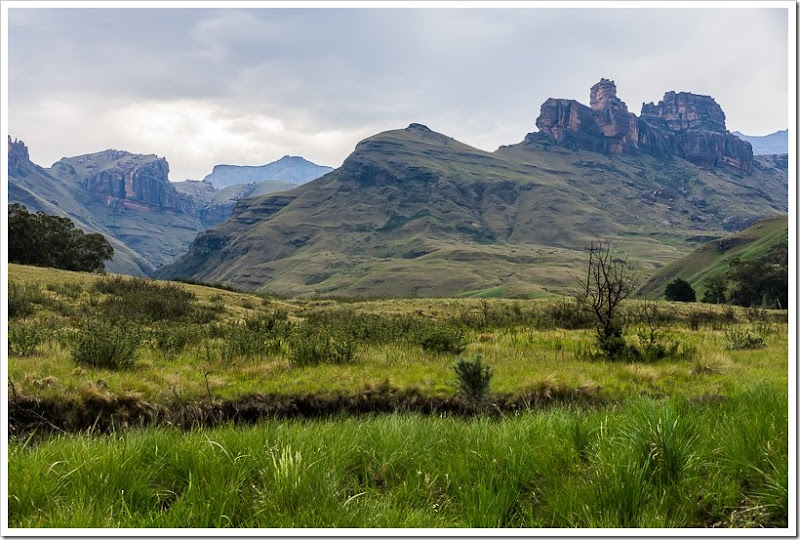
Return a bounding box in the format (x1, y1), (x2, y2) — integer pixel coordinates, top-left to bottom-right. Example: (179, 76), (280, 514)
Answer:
(534, 79), (753, 173)
(54, 151), (195, 214)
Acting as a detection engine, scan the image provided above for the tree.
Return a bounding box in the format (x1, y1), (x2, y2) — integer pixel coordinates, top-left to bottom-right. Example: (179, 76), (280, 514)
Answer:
(8, 204), (114, 273)
(575, 239), (638, 358)
(700, 274), (727, 304)
(726, 242), (788, 309)
(664, 278), (696, 302)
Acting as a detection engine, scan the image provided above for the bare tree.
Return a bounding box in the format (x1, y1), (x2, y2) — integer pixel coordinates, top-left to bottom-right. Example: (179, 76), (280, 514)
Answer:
(575, 239), (638, 358)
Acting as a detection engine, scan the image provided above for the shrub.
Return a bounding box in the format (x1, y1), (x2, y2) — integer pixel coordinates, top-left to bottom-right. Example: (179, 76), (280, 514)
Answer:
(8, 322), (49, 356)
(146, 323), (205, 355)
(452, 354), (493, 405)
(544, 297), (595, 329)
(725, 328), (766, 350)
(71, 321), (141, 369)
(415, 323), (468, 354)
(94, 276), (195, 322)
(289, 324), (356, 367)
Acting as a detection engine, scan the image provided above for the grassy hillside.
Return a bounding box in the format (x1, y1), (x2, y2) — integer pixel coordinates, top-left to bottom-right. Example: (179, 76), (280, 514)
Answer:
(157, 124), (787, 297)
(636, 216), (788, 300)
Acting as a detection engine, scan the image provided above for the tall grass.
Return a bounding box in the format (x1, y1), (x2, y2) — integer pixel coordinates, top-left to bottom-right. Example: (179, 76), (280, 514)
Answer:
(8, 384), (788, 528)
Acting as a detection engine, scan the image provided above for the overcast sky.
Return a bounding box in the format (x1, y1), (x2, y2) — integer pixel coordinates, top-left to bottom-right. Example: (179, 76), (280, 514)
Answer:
(5, 3), (792, 182)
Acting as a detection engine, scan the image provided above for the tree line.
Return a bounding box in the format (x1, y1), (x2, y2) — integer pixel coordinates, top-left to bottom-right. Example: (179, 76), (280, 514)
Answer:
(665, 240), (788, 309)
(8, 203), (114, 273)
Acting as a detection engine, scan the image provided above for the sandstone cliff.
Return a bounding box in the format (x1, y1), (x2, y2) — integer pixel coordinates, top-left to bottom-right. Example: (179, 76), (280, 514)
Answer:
(53, 150), (194, 214)
(534, 79), (753, 173)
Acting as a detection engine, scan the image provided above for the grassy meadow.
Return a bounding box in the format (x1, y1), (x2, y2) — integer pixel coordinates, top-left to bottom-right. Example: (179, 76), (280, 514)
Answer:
(6, 263), (790, 528)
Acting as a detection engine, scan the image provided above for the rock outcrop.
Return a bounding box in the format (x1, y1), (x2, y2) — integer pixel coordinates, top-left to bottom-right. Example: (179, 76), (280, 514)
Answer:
(54, 151), (194, 214)
(533, 79), (753, 173)
(8, 136), (30, 174)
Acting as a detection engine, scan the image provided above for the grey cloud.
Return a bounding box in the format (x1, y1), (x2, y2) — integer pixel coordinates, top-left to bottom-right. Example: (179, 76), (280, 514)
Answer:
(7, 6), (790, 180)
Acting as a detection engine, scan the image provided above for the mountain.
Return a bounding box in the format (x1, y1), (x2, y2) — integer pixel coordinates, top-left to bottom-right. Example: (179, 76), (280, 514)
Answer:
(156, 80), (787, 297)
(173, 179), (300, 229)
(201, 155), (333, 189)
(731, 130), (788, 155)
(8, 137), (205, 276)
(636, 215), (788, 300)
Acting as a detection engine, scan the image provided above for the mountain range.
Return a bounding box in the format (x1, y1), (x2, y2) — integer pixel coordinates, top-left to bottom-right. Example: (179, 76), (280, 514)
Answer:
(155, 79), (788, 297)
(7, 138), (331, 275)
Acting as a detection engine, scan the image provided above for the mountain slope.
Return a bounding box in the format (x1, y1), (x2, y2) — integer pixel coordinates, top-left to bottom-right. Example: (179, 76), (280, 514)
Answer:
(635, 216), (788, 300)
(156, 116), (787, 297)
(202, 155), (333, 189)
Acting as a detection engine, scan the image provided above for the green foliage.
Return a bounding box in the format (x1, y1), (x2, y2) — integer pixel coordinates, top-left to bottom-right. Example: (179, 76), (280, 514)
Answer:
(414, 323), (468, 354)
(726, 241), (788, 309)
(289, 324), (356, 367)
(219, 312), (292, 361)
(543, 297), (595, 329)
(725, 328), (766, 350)
(452, 354), (493, 404)
(8, 321), (49, 356)
(94, 276), (196, 322)
(664, 278), (696, 302)
(700, 274), (727, 304)
(8, 281), (46, 319)
(71, 321), (141, 370)
(8, 203), (114, 273)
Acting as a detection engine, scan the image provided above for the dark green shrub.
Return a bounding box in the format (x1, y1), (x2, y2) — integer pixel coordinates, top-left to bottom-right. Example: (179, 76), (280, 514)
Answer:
(452, 354), (493, 404)
(71, 321), (141, 369)
(8, 322), (49, 356)
(415, 323), (468, 354)
(289, 324), (355, 367)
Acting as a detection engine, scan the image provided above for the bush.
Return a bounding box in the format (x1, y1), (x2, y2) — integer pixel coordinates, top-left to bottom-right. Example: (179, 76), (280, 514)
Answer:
(289, 324), (356, 367)
(725, 328), (766, 350)
(94, 276), (196, 322)
(543, 297), (595, 329)
(452, 354), (493, 405)
(415, 323), (468, 354)
(71, 321), (141, 369)
(8, 322), (49, 356)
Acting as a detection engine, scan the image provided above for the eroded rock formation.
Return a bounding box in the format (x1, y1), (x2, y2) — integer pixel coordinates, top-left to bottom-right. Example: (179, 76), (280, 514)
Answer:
(534, 79), (753, 173)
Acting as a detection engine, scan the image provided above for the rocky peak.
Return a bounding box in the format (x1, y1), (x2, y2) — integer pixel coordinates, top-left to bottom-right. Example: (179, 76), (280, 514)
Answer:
(641, 91), (727, 132)
(532, 79), (752, 173)
(73, 152), (193, 214)
(8, 136), (30, 173)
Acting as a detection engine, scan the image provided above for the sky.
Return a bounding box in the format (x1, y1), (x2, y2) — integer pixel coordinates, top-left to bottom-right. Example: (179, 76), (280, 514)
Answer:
(4, 2), (793, 182)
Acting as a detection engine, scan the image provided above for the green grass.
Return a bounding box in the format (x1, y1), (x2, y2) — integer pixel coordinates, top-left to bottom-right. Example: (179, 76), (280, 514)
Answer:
(7, 264), (788, 528)
(8, 384), (787, 528)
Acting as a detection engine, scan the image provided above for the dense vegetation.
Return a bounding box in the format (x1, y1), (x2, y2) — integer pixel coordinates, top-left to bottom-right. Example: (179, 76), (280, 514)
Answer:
(6, 264), (789, 528)
(8, 204), (114, 273)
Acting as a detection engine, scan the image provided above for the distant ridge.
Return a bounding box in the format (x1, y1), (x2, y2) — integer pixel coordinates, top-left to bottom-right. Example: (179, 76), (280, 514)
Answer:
(731, 130), (788, 156)
(202, 155), (333, 189)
